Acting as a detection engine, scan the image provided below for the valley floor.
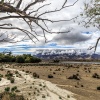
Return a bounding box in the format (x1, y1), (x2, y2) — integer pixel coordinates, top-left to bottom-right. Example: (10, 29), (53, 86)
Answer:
(0, 63), (100, 100)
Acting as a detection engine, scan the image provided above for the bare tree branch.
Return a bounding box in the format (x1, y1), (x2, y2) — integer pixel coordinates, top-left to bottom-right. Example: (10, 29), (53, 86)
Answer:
(16, 0), (22, 8)
(0, 30), (28, 43)
(79, 0), (100, 53)
(88, 37), (100, 53)
(0, 0), (79, 43)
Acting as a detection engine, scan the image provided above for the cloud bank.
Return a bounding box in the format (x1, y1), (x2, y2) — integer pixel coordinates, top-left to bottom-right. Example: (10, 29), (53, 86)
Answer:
(0, 0), (100, 54)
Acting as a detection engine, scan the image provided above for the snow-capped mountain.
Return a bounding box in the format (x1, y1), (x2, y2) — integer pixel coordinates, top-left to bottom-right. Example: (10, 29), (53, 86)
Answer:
(33, 49), (100, 60)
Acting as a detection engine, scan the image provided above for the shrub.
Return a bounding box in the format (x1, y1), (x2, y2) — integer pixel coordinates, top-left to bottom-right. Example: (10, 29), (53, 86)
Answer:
(48, 74), (53, 78)
(81, 85), (84, 87)
(68, 74), (81, 80)
(10, 78), (15, 83)
(92, 73), (100, 79)
(53, 72), (56, 74)
(42, 95), (46, 98)
(97, 86), (100, 90)
(9, 93), (16, 97)
(16, 56), (25, 63)
(7, 71), (11, 74)
(30, 57), (41, 63)
(33, 72), (39, 78)
(5, 87), (10, 92)
(7, 76), (11, 80)
(28, 93), (31, 95)
(15, 71), (19, 74)
(11, 86), (17, 92)
(25, 57), (31, 63)
(0, 68), (4, 71)
(53, 59), (60, 63)
(67, 95), (70, 98)
(0, 53), (41, 63)
(5, 71), (13, 78)
(0, 74), (3, 77)
(0, 92), (25, 100)
(59, 96), (62, 99)
(30, 86), (32, 89)
(26, 71), (29, 73)
(15, 89), (20, 92)
(0, 78), (2, 81)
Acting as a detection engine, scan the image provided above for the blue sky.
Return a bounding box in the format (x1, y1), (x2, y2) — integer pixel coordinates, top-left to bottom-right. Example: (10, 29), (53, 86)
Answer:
(0, 0), (100, 54)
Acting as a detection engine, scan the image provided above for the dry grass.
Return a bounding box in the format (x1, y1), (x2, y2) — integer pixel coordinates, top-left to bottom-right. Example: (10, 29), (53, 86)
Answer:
(0, 92), (24, 100)
(1, 63), (100, 100)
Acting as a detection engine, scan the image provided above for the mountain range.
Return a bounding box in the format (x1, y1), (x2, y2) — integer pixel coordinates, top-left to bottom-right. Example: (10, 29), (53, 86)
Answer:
(33, 49), (100, 60)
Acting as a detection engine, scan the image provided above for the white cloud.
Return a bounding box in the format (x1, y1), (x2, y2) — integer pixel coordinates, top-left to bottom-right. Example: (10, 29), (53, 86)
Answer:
(0, 0), (99, 54)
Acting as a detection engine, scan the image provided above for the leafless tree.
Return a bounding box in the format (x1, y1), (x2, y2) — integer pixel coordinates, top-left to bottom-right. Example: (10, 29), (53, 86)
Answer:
(0, 0), (79, 43)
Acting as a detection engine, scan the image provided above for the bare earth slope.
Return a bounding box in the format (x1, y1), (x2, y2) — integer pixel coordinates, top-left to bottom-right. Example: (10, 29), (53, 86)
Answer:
(0, 65), (76, 100)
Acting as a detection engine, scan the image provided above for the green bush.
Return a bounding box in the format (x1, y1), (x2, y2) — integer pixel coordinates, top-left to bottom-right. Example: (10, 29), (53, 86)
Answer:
(16, 56), (25, 63)
(30, 57), (41, 63)
(0, 53), (41, 63)
(25, 57), (31, 63)
(5, 87), (10, 92)
(9, 93), (16, 97)
(11, 86), (17, 92)
(0, 74), (3, 77)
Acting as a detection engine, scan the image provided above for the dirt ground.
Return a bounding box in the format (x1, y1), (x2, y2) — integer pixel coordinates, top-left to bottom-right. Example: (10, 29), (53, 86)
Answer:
(1, 63), (100, 100)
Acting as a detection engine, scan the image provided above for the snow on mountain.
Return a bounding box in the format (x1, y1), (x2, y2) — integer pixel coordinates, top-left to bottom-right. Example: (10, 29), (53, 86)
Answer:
(33, 49), (100, 60)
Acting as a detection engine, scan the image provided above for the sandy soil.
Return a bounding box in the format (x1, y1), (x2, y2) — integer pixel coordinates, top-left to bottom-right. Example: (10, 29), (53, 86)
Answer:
(0, 65), (76, 100)
(0, 63), (100, 100)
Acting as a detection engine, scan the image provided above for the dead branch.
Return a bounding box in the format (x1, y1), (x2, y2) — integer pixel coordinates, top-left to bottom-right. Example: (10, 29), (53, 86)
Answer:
(0, 0), (79, 43)
(88, 37), (100, 53)
(0, 31), (26, 43)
